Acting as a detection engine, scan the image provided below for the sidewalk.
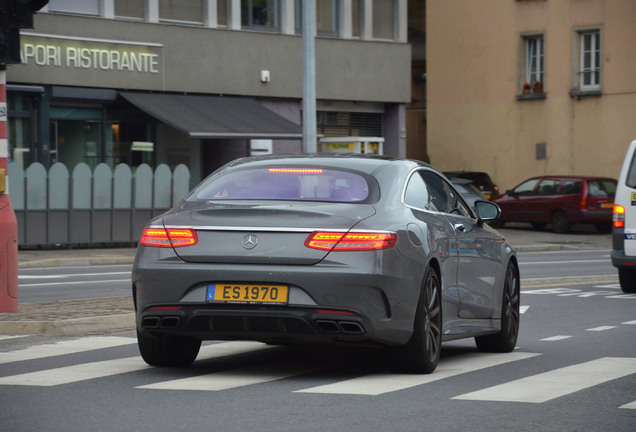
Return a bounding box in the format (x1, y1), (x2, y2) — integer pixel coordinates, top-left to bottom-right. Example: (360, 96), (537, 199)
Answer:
(0, 223), (616, 336)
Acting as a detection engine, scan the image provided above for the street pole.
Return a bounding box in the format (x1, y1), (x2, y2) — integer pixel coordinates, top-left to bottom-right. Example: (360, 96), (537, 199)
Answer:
(0, 67), (18, 312)
(302, 0), (317, 153)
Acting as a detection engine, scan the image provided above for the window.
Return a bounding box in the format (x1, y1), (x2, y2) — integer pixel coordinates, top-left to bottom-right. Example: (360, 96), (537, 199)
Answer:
(317, 111), (383, 138)
(48, 0), (99, 15)
(536, 179), (560, 196)
(524, 35), (544, 93)
(296, 0), (337, 35)
(218, 0), (228, 26)
(373, 0), (395, 40)
(579, 30), (601, 91)
(115, 0), (144, 19)
(193, 168), (370, 203)
(242, 0), (279, 29)
(159, 0), (204, 24)
(405, 170), (471, 218)
(512, 179), (539, 196)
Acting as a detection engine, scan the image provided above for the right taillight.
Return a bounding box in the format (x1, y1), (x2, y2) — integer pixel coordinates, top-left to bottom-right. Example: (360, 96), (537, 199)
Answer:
(305, 231), (397, 251)
(613, 204), (625, 228)
(140, 228), (198, 248)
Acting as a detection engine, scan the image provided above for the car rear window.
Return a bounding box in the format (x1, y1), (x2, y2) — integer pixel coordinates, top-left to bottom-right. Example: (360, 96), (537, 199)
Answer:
(587, 180), (616, 197)
(193, 167), (370, 202)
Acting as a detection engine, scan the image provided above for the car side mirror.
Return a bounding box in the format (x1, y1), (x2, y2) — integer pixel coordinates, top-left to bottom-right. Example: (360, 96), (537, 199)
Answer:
(475, 200), (501, 225)
(506, 189), (514, 196)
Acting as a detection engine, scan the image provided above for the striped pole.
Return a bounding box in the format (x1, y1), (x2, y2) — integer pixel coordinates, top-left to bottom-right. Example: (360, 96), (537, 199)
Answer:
(0, 67), (19, 313)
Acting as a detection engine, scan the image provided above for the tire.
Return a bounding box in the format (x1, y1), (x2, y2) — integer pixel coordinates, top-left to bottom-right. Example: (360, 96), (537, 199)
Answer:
(391, 266), (443, 374)
(475, 262), (520, 353)
(618, 268), (636, 293)
(137, 330), (201, 367)
(551, 210), (570, 234)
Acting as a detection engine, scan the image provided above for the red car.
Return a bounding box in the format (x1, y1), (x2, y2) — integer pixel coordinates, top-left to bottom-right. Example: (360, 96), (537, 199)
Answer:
(491, 176), (617, 233)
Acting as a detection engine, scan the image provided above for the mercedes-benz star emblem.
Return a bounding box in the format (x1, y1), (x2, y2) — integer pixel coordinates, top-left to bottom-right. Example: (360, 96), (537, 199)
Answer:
(242, 234), (258, 250)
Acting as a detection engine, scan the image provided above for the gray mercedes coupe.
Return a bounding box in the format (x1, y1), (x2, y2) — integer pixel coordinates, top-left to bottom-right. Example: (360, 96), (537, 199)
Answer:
(132, 154), (519, 373)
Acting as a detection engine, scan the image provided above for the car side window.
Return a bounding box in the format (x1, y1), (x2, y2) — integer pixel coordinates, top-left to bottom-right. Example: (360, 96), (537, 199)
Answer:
(404, 171), (433, 210)
(513, 179), (539, 196)
(421, 171), (472, 218)
(563, 180), (582, 195)
(536, 179), (560, 196)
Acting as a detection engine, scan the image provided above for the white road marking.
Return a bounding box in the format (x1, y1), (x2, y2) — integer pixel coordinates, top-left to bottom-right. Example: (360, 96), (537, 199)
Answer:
(586, 326), (617, 332)
(138, 357), (318, 391)
(520, 305), (530, 314)
(0, 341), (270, 387)
(452, 357), (636, 403)
(623, 320), (636, 325)
(295, 352), (540, 395)
(0, 336), (135, 365)
(540, 335), (572, 342)
(619, 401), (636, 409)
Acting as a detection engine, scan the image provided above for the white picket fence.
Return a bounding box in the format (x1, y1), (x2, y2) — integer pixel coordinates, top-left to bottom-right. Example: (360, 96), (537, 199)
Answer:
(8, 162), (191, 247)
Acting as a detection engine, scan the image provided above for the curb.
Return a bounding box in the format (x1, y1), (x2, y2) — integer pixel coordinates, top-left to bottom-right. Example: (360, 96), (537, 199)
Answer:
(0, 313), (136, 336)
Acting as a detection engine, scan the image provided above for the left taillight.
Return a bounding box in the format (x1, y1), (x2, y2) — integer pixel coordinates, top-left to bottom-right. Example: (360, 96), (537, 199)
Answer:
(613, 204), (625, 228)
(305, 231), (397, 251)
(139, 228), (198, 248)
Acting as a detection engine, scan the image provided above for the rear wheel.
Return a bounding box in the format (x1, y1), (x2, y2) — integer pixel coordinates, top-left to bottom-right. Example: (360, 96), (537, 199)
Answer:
(475, 262), (520, 353)
(618, 268), (636, 293)
(551, 210), (570, 234)
(137, 330), (201, 367)
(391, 266), (442, 374)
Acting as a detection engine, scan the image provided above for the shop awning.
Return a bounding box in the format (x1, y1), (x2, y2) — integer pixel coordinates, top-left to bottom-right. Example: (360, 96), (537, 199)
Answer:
(120, 92), (302, 140)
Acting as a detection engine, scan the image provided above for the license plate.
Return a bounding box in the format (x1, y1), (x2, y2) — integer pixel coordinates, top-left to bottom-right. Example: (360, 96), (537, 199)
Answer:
(601, 203), (613, 208)
(206, 283), (289, 305)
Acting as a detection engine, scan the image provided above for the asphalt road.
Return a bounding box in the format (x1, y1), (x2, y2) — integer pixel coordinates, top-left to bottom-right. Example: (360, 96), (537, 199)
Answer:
(0, 277), (634, 432)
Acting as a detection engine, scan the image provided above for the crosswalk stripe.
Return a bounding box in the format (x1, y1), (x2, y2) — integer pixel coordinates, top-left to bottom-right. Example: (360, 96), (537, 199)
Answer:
(0, 336), (135, 365)
(0, 357), (148, 386)
(619, 401), (636, 409)
(452, 357), (636, 403)
(295, 352), (540, 395)
(586, 326), (617, 332)
(138, 358), (318, 391)
(540, 335), (572, 341)
(0, 341), (270, 387)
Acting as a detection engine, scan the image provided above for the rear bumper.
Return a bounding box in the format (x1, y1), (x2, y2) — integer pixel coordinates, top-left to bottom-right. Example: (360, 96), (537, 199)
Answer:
(611, 250), (636, 269)
(136, 304), (393, 346)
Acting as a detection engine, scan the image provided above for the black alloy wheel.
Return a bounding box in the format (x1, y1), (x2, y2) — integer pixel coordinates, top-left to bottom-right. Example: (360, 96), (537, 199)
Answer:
(475, 262), (520, 353)
(137, 330), (202, 367)
(391, 266), (443, 374)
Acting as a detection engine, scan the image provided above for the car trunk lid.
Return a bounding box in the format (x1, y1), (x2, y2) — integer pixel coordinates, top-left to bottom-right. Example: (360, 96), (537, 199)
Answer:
(162, 201), (376, 264)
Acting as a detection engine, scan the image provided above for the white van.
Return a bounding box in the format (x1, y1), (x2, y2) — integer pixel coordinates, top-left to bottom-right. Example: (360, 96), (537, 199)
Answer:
(612, 140), (636, 293)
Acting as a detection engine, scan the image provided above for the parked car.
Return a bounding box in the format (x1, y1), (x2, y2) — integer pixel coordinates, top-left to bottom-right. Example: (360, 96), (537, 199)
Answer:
(132, 154), (519, 374)
(450, 178), (489, 209)
(611, 140), (636, 293)
(491, 175), (617, 233)
(443, 171), (499, 199)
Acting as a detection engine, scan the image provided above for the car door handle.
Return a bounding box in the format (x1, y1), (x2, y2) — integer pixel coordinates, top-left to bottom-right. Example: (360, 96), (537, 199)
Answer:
(454, 223), (466, 232)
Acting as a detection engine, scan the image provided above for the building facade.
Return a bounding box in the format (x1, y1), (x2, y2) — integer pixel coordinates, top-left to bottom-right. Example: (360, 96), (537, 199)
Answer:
(8, 0), (410, 185)
(427, 0), (636, 191)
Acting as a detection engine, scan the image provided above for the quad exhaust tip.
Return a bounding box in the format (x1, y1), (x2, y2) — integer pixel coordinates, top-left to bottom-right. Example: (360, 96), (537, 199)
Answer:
(316, 320), (365, 334)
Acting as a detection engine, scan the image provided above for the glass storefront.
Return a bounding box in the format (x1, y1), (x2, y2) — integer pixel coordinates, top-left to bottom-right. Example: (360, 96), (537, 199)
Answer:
(7, 93), (35, 168)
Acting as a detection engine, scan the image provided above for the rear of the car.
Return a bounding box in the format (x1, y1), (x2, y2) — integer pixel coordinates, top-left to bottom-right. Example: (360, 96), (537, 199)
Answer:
(576, 177), (616, 229)
(611, 140), (636, 293)
(132, 158), (421, 363)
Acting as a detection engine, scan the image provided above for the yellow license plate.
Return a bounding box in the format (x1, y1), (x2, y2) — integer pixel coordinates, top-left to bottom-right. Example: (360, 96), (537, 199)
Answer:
(206, 283), (289, 305)
(601, 203), (613, 208)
